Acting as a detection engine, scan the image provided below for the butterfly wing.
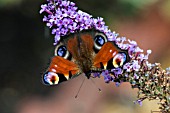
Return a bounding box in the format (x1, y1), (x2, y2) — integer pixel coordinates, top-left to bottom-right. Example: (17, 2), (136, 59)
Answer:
(93, 42), (118, 69)
(93, 41), (130, 70)
(43, 56), (80, 85)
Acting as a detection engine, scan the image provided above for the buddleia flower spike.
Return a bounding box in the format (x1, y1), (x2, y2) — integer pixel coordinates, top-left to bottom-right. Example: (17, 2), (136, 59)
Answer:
(40, 0), (170, 112)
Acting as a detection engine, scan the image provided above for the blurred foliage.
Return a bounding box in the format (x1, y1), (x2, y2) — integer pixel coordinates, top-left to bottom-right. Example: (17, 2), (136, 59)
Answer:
(120, 0), (158, 9)
(0, 0), (158, 19)
(71, 0), (158, 22)
(160, 0), (170, 22)
(0, 0), (22, 8)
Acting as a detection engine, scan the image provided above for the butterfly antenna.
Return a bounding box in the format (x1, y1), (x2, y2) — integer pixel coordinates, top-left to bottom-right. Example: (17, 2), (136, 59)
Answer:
(90, 78), (102, 92)
(75, 78), (85, 98)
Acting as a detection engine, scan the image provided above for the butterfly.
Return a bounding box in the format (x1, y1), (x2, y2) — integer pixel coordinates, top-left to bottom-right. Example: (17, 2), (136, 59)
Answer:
(43, 29), (130, 85)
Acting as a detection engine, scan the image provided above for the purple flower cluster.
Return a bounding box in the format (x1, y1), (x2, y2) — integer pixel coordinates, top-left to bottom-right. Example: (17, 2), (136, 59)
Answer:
(101, 70), (113, 83)
(100, 68), (125, 87)
(40, 0), (117, 45)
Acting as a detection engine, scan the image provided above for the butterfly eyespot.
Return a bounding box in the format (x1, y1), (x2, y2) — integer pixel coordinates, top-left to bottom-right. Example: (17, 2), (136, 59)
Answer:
(112, 53), (127, 68)
(55, 45), (70, 59)
(94, 34), (107, 50)
(43, 72), (59, 85)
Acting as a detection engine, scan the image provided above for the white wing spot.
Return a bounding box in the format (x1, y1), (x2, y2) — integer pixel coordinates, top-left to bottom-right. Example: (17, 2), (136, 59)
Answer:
(52, 68), (56, 72)
(112, 52), (116, 56)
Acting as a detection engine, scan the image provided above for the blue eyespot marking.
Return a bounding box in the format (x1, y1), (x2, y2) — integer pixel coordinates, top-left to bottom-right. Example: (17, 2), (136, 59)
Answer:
(94, 35), (105, 46)
(57, 45), (67, 57)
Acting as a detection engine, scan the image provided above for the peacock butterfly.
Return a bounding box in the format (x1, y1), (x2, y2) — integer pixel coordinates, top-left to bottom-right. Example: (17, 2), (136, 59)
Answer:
(43, 29), (130, 85)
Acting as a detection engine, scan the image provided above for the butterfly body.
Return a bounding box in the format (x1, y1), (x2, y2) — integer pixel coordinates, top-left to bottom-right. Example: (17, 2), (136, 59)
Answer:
(43, 30), (130, 85)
